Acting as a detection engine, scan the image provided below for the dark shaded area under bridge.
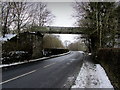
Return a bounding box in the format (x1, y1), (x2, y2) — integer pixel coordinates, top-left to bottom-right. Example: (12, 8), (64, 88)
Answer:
(25, 26), (120, 35)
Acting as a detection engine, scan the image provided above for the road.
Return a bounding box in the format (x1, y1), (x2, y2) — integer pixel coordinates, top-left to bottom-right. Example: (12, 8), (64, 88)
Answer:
(2, 51), (84, 88)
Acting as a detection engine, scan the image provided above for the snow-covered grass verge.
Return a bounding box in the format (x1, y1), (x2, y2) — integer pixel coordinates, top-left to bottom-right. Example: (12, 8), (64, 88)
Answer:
(72, 60), (114, 88)
(0, 34), (16, 42)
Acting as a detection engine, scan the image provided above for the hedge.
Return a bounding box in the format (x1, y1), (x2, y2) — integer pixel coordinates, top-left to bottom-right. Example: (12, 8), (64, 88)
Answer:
(43, 48), (69, 56)
(97, 48), (120, 89)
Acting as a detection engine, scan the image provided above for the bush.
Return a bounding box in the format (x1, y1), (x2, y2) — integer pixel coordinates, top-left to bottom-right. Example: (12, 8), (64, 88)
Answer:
(2, 51), (31, 64)
(43, 48), (69, 56)
(97, 48), (120, 89)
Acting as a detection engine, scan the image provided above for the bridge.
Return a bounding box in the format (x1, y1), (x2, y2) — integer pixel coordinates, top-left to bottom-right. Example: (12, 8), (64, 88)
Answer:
(27, 26), (120, 35)
(27, 26), (87, 34)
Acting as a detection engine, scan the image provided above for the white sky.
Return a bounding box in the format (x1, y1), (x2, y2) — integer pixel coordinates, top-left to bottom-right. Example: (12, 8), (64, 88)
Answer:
(47, 2), (75, 27)
(47, 2), (80, 44)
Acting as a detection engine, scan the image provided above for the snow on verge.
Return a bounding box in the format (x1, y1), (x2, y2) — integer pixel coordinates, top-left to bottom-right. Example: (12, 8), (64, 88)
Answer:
(71, 61), (114, 88)
(0, 34), (16, 42)
(78, 51), (85, 54)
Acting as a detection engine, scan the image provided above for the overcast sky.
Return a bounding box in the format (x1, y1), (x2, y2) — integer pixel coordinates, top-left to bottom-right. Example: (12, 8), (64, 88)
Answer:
(46, 2), (80, 45)
(47, 2), (75, 27)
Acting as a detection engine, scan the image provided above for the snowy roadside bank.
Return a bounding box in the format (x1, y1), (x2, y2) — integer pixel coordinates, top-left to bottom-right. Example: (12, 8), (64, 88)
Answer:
(71, 59), (114, 89)
(0, 51), (71, 68)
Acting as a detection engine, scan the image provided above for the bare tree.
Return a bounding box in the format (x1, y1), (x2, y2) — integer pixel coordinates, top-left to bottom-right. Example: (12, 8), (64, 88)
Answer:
(1, 2), (55, 35)
(31, 2), (55, 27)
(43, 35), (64, 49)
(11, 2), (33, 34)
(1, 2), (15, 37)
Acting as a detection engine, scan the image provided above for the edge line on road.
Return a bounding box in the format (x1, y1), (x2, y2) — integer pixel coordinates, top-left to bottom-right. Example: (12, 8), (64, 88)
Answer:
(1, 70), (37, 85)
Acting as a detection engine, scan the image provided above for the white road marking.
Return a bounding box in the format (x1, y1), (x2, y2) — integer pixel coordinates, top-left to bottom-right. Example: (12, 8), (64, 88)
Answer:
(60, 59), (65, 62)
(71, 59), (76, 61)
(0, 70), (36, 85)
(67, 63), (70, 65)
(43, 63), (55, 68)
